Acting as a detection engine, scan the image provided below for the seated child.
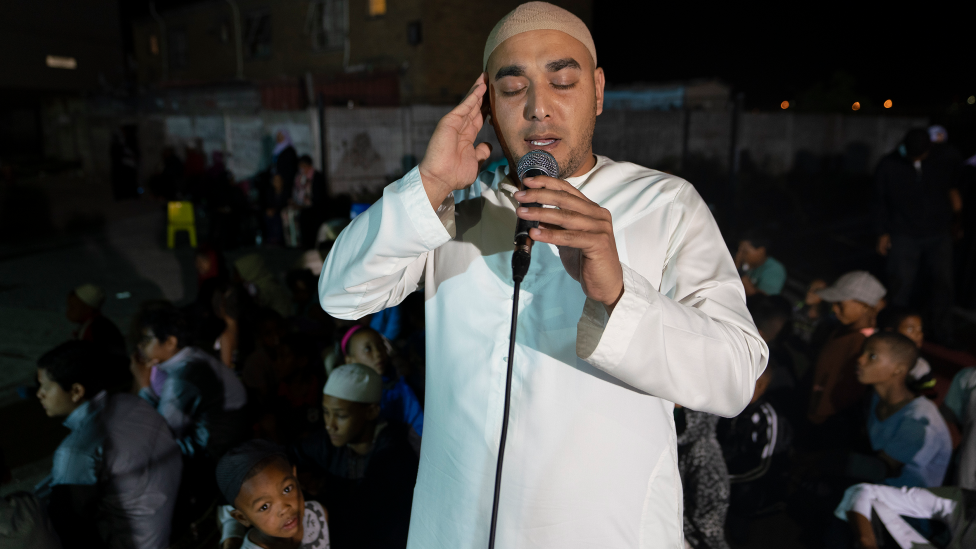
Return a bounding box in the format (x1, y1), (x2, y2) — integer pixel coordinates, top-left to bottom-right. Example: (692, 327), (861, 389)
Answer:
(295, 364), (418, 549)
(857, 332), (952, 488)
(834, 483), (976, 548)
(341, 325), (424, 436)
(717, 364), (792, 541)
(675, 406), (730, 549)
(735, 230), (787, 296)
(34, 341), (182, 549)
(216, 440), (329, 549)
(266, 333), (325, 442)
(808, 271), (886, 428)
(878, 307), (936, 395)
(131, 302), (248, 459)
(944, 367), (976, 489)
(66, 283), (125, 354)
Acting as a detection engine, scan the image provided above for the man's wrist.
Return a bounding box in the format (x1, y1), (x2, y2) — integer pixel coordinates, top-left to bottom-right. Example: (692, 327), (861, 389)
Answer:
(418, 166), (453, 210)
(602, 284), (625, 315)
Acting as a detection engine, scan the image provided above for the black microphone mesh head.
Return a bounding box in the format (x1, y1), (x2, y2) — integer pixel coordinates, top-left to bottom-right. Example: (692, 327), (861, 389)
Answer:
(517, 150), (559, 180)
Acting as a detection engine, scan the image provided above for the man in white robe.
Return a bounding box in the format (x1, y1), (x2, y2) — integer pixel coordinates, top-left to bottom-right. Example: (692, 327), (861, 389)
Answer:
(319, 3), (768, 547)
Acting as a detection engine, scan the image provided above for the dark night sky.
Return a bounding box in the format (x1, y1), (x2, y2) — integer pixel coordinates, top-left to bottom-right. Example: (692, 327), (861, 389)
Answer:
(591, 2), (973, 113)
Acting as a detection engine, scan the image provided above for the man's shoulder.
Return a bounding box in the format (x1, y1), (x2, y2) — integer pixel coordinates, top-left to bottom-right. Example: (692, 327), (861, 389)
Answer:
(585, 156), (701, 229)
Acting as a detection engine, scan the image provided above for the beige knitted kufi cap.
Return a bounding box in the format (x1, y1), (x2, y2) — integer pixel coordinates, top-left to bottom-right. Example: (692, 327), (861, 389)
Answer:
(483, 2), (596, 70)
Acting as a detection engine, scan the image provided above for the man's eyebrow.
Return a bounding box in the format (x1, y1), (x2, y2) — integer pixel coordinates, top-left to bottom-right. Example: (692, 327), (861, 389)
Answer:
(546, 58), (580, 72)
(494, 64), (525, 80)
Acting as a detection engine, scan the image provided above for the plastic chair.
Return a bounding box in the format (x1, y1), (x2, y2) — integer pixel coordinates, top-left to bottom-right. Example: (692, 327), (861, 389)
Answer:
(167, 201), (197, 248)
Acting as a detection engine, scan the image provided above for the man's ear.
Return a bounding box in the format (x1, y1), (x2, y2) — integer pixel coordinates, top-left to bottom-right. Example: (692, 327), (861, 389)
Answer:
(229, 508), (253, 528)
(593, 67), (605, 116)
(70, 383), (86, 403)
(365, 403), (381, 421)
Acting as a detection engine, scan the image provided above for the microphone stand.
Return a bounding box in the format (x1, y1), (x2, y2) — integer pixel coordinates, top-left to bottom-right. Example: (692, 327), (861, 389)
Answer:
(487, 196), (540, 549)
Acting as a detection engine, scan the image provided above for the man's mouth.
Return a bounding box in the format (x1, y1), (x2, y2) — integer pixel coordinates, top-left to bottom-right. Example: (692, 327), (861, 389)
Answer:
(525, 137), (560, 148)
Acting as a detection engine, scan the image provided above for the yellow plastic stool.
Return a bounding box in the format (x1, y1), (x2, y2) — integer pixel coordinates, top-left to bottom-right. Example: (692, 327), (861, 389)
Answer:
(167, 201), (197, 248)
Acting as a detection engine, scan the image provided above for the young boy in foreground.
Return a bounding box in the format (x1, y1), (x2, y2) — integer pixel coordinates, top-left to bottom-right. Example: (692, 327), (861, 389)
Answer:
(856, 332), (951, 488)
(216, 440), (329, 549)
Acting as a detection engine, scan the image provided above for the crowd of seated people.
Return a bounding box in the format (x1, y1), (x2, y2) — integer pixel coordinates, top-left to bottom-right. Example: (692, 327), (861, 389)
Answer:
(2, 126), (975, 549)
(1, 241), (427, 549)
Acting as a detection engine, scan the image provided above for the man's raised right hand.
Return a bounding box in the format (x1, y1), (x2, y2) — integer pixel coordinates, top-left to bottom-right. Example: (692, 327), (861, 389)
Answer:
(418, 74), (493, 210)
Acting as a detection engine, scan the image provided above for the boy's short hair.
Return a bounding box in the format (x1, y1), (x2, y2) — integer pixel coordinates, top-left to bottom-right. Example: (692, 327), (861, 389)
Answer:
(747, 295), (792, 337)
(298, 154), (314, 166)
(865, 332), (918, 370)
(216, 440), (291, 506)
(876, 307), (922, 332)
(740, 229), (771, 251)
(133, 301), (189, 349)
(37, 340), (120, 395)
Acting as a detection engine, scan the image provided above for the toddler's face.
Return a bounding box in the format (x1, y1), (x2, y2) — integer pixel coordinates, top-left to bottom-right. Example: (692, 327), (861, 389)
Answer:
(233, 461), (305, 542)
(897, 316), (924, 348)
(345, 330), (390, 376)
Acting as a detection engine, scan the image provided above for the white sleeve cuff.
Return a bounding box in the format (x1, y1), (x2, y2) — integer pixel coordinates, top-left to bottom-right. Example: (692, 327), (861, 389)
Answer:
(576, 263), (654, 370)
(834, 483), (876, 522)
(394, 166), (456, 247)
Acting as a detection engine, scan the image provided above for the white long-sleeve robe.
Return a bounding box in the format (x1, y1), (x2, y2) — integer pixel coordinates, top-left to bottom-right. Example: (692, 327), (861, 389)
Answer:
(319, 155), (768, 549)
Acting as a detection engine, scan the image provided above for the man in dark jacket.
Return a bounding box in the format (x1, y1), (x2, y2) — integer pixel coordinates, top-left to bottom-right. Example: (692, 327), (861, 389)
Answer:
(873, 128), (960, 344)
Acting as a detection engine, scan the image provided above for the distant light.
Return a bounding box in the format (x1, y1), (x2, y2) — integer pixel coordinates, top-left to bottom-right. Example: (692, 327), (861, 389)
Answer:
(780, 101), (789, 110)
(852, 102), (861, 111)
(969, 96), (976, 105)
(46, 55), (77, 70)
(368, 0), (386, 16)
(149, 35), (159, 56)
(884, 99), (893, 109)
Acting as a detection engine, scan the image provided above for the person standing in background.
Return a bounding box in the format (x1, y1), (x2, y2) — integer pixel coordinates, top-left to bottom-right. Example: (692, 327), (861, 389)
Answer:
(874, 128), (961, 345)
(290, 155), (327, 250)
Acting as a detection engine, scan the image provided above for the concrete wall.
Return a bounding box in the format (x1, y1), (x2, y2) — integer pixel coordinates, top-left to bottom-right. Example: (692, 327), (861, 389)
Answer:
(132, 103), (927, 198)
(593, 110), (927, 176)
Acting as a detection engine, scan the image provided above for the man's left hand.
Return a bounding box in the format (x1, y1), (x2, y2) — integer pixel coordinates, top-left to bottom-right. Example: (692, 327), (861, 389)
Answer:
(515, 175), (623, 312)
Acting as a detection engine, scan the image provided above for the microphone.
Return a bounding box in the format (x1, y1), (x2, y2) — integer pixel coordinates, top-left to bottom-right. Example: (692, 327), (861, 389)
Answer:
(512, 150), (559, 282)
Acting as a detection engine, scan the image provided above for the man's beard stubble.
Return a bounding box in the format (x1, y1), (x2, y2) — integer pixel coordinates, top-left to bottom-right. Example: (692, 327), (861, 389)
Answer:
(509, 103), (598, 180)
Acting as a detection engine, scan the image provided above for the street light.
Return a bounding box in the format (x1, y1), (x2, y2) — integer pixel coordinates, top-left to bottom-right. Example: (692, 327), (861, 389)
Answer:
(780, 101), (789, 109)
(852, 102), (860, 111)
(884, 99), (893, 108)
(968, 96), (975, 105)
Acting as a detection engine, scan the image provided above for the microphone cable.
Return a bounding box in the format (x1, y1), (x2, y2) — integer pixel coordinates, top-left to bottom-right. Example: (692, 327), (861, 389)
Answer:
(488, 150), (559, 549)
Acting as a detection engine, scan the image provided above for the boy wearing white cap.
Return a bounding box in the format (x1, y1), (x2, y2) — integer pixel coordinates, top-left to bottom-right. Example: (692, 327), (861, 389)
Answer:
(220, 364), (418, 549)
(808, 271), (887, 429)
(66, 284), (125, 354)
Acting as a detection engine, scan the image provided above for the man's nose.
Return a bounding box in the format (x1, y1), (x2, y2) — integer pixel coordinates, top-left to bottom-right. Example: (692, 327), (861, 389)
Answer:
(524, 82), (553, 122)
